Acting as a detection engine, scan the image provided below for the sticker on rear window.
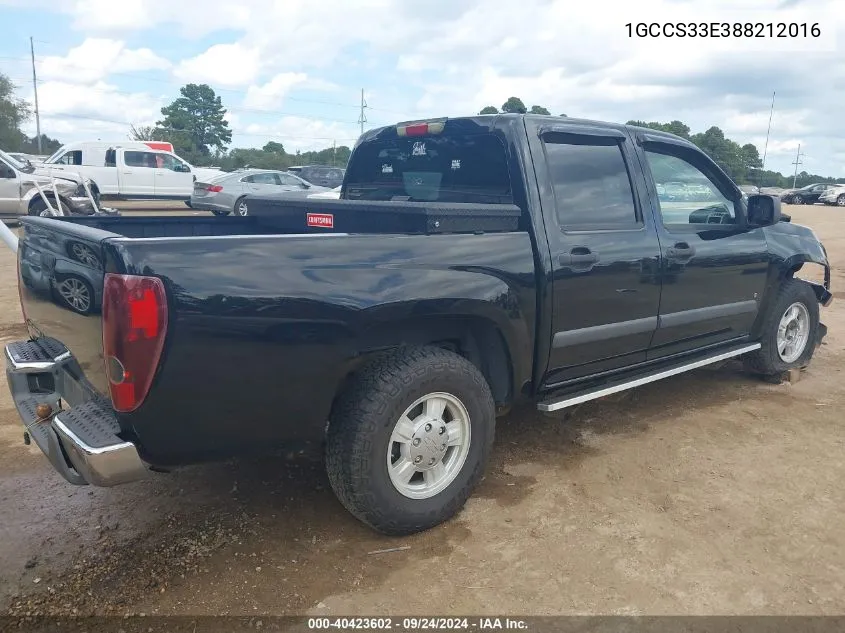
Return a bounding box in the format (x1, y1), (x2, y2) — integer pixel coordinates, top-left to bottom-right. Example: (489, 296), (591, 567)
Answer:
(307, 213), (334, 228)
(382, 163), (393, 174)
(451, 159), (461, 170)
(412, 142), (426, 156)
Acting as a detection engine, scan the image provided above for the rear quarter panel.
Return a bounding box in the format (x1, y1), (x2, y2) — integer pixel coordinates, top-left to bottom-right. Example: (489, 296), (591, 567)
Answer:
(112, 232), (538, 464)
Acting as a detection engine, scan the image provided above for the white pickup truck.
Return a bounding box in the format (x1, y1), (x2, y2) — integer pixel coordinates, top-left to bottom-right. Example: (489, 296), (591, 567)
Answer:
(38, 146), (222, 202)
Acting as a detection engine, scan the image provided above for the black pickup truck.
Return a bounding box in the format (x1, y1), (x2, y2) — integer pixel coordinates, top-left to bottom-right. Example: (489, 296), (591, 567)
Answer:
(6, 114), (832, 535)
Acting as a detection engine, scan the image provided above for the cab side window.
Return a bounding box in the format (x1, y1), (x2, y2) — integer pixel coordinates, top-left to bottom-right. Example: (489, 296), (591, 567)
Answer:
(57, 151), (82, 165)
(543, 137), (639, 230)
(644, 149), (737, 226)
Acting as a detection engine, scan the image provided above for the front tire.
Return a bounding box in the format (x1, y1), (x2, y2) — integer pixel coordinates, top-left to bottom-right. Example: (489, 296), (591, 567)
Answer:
(792, 194), (804, 205)
(326, 346), (495, 535)
(234, 197), (248, 216)
(744, 279), (819, 376)
(29, 198), (68, 217)
(837, 194), (845, 207)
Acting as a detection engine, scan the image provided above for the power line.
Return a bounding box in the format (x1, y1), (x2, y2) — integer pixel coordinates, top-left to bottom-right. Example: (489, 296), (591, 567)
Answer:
(40, 111), (358, 143)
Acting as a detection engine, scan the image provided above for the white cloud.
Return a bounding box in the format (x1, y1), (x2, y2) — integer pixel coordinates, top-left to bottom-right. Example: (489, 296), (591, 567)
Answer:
(13, 0), (844, 173)
(238, 116), (359, 152)
(243, 73), (309, 110)
(39, 38), (171, 85)
(173, 43), (261, 87)
(20, 80), (164, 141)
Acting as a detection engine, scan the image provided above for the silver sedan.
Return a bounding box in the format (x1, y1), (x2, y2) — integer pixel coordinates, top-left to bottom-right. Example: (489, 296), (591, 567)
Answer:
(190, 169), (329, 216)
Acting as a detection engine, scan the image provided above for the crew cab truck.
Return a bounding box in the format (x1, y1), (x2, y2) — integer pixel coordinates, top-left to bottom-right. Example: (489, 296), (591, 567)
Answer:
(5, 115), (832, 536)
(39, 146), (221, 202)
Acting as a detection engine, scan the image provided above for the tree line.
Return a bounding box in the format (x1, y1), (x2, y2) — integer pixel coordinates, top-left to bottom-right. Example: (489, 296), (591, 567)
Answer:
(2, 72), (843, 187)
(0, 73), (62, 154)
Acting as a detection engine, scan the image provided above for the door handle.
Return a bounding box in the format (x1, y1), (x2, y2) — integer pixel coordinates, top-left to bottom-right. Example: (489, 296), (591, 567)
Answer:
(666, 242), (696, 259)
(560, 247), (599, 268)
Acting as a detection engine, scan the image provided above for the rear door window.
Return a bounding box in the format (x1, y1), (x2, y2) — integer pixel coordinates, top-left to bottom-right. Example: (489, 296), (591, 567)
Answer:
(344, 133), (512, 204)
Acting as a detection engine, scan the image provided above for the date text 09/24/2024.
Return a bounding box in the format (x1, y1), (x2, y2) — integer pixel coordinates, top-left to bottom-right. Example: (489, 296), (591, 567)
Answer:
(307, 617), (528, 630)
(625, 22), (821, 38)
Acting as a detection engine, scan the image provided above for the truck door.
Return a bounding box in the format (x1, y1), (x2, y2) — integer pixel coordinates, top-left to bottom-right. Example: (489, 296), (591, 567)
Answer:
(121, 150), (157, 197)
(153, 153), (193, 197)
(634, 134), (769, 358)
(538, 126), (662, 386)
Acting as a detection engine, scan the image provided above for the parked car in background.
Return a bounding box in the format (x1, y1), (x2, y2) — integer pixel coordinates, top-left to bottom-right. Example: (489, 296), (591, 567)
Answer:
(38, 145), (220, 202)
(0, 148), (104, 219)
(739, 185), (760, 195)
(288, 165), (346, 189)
(819, 185), (845, 206)
(7, 152), (48, 166)
(190, 169), (328, 216)
(780, 183), (839, 205)
(308, 186), (341, 199)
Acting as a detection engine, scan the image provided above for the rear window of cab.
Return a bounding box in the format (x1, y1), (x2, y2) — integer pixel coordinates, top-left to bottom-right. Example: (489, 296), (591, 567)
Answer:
(344, 133), (512, 205)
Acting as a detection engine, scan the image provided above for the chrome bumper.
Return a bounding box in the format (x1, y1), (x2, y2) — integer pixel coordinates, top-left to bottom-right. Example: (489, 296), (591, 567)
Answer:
(5, 341), (148, 487)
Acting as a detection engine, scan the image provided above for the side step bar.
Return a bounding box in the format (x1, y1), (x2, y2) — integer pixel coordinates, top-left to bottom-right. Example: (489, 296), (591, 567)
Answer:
(537, 343), (761, 412)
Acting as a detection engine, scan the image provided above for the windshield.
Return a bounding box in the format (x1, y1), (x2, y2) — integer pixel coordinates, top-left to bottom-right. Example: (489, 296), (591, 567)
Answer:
(45, 146), (66, 163)
(0, 148), (32, 173)
(344, 132), (512, 204)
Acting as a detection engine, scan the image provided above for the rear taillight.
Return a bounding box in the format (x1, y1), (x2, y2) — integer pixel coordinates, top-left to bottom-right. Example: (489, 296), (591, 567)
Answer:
(102, 274), (168, 412)
(206, 185), (223, 192)
(397, 119), (446, 137)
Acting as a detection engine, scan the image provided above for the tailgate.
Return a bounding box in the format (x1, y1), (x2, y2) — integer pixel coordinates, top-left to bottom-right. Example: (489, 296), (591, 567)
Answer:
(17, 218), (112, 395)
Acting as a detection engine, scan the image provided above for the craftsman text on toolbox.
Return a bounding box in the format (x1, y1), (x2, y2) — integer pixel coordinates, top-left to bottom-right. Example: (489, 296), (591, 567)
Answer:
(625, 22), (821, 38)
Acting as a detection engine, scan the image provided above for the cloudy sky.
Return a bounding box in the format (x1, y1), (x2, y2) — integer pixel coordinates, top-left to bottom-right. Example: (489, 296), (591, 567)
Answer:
(0, 0), (842, 176)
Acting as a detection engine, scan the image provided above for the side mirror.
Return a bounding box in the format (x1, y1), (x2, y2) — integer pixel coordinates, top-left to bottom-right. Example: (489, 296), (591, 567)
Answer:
(747, 194), (781, 226)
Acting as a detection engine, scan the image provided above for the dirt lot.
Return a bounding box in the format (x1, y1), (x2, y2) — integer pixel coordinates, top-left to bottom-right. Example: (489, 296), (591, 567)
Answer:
(0, 204), (843, 617)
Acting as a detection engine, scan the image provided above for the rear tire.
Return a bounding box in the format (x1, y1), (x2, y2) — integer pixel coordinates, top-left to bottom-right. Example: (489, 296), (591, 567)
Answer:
(326, 346), (495, 535)
(211, 210), (231, 216)
(744, 279), (819, 376)
(837, 194), (845, 207)
(184, 200), (193, 209)
(792, 194), (804, 205)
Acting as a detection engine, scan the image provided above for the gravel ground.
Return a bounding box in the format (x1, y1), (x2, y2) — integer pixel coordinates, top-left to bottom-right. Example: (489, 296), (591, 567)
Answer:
(0, 204), (843, 619)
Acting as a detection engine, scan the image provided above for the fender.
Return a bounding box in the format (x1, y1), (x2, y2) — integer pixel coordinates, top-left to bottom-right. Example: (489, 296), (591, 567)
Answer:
(752, 220), (833, 340)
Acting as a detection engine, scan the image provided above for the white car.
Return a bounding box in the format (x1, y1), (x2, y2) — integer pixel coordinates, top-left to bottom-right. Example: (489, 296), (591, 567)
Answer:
(819, 185), (845, 206)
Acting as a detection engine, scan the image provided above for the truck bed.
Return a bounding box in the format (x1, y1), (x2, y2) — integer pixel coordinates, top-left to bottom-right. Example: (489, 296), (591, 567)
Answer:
(55, 197), (522, 239)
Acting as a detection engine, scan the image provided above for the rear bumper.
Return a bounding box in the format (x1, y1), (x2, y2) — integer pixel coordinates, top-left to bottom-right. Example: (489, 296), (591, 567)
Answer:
(189, 198), (232, 213)
(5, 340), (148, 487)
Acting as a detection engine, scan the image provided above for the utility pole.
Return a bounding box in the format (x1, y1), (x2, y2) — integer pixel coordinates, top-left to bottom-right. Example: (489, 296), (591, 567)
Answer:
(30, 36), (42, 154)
(332, 140), (336, 166)
(791, 144), (803, 189)
(357, 89), (367, 137)
(761, 91), (775, 172)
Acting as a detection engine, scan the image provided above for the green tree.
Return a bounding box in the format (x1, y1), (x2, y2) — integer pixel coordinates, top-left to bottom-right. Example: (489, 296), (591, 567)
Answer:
(262, 141), (285, 154)
(529, 105), (551, 115)
(501, 97), (527, 114)
(478, 106), (499, 115)
(129, 124), (170, 142)
(20, 134), (61, 154)
(157, 83), (232, 164)
(0, 72), (30, 151)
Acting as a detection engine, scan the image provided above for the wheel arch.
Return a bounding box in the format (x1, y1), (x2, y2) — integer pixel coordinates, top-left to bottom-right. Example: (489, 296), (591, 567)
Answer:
(335, 315), (517, 412)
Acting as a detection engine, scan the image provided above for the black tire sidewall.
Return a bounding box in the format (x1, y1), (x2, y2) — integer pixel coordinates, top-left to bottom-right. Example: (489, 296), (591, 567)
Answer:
(759, 280), (819, 373)
(327, 348), (495, 534)
(367, 368), (492, 523)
